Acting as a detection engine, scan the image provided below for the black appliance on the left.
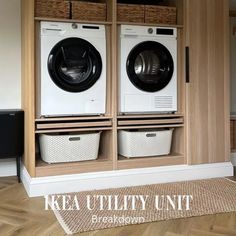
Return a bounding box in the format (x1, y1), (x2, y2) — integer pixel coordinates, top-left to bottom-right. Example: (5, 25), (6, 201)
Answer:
(0, 110), (24, 182)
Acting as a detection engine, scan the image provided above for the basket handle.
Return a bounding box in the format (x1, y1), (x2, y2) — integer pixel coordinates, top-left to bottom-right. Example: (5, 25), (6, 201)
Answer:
(146, 133), (156, 138)
(69, 137), (81, 141)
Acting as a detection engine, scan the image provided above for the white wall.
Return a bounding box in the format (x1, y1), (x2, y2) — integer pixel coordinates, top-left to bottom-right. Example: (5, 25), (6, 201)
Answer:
(0, 0), (21, 176)
(0, 0), (21, 109)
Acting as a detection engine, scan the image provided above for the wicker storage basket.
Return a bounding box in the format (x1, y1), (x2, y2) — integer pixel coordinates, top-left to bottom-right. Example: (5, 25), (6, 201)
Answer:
(145, 5), (177, 25)
(117, 4), (145, 23)
(35, 0), (70, 19)
(118, 129), (173, 158)
(39, 132), (101, 163)
(71, 1), (107, 21)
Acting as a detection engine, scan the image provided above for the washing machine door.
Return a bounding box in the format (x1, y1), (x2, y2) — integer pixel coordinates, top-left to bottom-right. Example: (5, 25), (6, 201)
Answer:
(48, 37), (102, 92)
(126, 41), (174, 92)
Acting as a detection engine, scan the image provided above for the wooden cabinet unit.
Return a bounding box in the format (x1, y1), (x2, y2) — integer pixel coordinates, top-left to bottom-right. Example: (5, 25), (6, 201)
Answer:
(21, 0), (230, 178)
(21, 0), (117, 178)
(185, 0), (230, 164)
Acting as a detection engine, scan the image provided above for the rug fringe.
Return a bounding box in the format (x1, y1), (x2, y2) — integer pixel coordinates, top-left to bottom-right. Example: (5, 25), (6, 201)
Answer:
(223, 177), (236, 184)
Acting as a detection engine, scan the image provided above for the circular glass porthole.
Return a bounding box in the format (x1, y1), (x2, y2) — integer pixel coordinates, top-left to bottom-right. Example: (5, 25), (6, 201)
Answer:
(126, 41), (174, 92)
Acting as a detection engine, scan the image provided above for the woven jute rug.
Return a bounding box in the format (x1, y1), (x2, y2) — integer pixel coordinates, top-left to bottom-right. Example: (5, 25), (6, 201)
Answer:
(48, 178), (236, 234)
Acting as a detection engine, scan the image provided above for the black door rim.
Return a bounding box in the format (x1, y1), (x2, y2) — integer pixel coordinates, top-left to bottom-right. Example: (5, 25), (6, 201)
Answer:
(48, 37), (103, 93)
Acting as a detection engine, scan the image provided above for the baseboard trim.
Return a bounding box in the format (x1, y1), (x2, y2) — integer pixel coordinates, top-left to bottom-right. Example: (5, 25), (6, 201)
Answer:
(231, 152), (236, 166)
(21, 162), (234, 197)
(0, 159), (16, 177)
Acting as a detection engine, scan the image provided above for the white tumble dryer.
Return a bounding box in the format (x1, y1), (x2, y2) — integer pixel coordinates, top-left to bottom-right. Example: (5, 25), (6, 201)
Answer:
(38, 21), (106, 117)
(119, 25), (177, 114)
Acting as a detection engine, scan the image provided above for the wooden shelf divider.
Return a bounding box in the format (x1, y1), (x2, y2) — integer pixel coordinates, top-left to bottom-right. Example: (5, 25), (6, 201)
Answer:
(118, 118), (184, 126)
(36, 159), (113, 177)
(36, 120), (112, 130)
(35, 116), (113, 122)
(34, 17), (113, 25)
(35, 126), (112, 134)
(116, 21), (184, 28)
(117, 124), (184, 130)
(117, 113), (184, 119)
(117, 153), (184, 170)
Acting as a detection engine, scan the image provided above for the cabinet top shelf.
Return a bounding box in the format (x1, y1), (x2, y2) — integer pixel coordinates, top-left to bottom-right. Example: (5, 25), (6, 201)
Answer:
(35, 115), (113, 122)
(34, 17), (113, 25)
(34, 17), (183, 28)
(117, 21), (184, 28)
(117, 113), (184, 119)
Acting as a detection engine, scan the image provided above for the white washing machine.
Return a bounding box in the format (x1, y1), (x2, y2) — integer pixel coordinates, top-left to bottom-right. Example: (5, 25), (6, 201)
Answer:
(119, 25), (177, 114)
(38, 21), (106, 117)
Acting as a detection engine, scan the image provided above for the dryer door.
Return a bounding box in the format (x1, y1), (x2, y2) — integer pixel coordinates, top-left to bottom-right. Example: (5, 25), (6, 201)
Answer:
(48, 37), (102, 93)
(126, 41), (174, 92)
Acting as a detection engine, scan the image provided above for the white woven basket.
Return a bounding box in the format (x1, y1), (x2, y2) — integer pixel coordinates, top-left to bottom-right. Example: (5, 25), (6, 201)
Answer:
(118, 129), (173, 158)
(39, 132), (101, 163)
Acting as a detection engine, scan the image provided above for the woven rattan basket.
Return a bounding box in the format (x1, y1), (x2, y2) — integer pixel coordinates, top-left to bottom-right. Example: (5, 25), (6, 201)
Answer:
(117, 4), (145, 23)
(35, 0), (70, 19)
(71, 1), (107, 21)
(145, 5), (177, 24)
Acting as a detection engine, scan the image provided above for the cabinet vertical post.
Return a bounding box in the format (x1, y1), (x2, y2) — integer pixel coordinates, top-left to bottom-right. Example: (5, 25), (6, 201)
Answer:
(185, 0), (230, 164)
(21, 0), (36, 177)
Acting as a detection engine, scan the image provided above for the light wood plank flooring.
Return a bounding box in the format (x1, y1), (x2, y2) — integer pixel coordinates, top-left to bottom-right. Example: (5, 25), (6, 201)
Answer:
(0, 176), (235, 236)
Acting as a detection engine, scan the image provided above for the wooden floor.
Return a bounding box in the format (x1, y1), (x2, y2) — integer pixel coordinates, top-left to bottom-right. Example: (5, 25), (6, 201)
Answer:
(0, 176), (235, 236)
